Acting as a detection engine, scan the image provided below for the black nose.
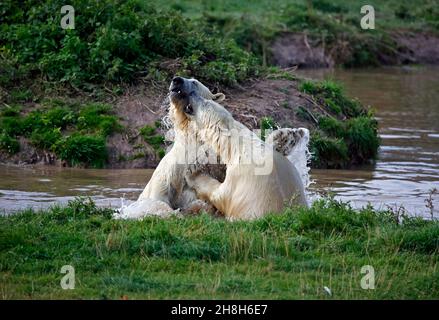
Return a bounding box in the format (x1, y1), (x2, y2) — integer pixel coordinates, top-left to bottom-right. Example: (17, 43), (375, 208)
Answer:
(172, 76), (184, 85)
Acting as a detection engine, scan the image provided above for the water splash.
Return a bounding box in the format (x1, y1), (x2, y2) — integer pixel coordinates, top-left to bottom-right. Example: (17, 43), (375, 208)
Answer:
(284, 128), (314, 202)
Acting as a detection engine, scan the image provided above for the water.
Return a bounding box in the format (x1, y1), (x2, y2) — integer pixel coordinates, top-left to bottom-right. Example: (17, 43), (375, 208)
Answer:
(0, 166), (152, 214)
(299, 66), (439, 218)
(0, 67), (438, 217)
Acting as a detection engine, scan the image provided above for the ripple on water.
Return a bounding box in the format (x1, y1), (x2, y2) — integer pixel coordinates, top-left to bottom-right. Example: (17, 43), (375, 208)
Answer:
(300, 66), (439, 218)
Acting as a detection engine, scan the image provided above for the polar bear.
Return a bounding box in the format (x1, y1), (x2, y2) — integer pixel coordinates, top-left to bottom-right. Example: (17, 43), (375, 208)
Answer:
(115, 77), (225, 219)
(116, 77), (310, 220)
(170, 90), (308, 220)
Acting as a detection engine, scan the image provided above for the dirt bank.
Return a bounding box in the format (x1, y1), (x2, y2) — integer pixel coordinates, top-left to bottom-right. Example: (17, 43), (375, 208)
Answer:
(0, 77), (327, 169)
(108, 78), (323, 168)
(270, 31), (439, 68)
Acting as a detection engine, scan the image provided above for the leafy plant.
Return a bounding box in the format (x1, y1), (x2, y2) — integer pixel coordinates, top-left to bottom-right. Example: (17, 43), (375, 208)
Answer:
(1, 0), (258, 87)
(0, 133), (19, 154)
(30, 128), (62, 150)
(54, 134), (107, 168)
(260, 116), (276, 141)
(346, 116), (379, 163)
(140, 124), (165, 151)
(77, 103), (121, 136)
(310, 131), (348, 168)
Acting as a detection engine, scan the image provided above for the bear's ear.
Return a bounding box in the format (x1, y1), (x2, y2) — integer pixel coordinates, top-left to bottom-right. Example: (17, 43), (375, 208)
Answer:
(212, 92), (225, 102)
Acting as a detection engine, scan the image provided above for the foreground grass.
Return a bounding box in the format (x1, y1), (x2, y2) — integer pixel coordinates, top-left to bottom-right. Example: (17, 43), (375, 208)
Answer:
(0, 198), (438, 299)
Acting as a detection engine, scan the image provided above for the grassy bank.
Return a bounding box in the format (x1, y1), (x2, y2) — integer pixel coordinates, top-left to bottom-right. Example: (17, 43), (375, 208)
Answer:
(0, 101), (123, 167)
(1, 198), (438, 299)
(156, 0), (439, 67)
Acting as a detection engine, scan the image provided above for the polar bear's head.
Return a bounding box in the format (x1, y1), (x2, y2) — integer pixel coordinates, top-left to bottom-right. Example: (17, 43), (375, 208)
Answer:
(169, 78), (230, 136)
(170, 90), (232, 133)
(170, 90), (239, 162)
(169, 76), (225, 102)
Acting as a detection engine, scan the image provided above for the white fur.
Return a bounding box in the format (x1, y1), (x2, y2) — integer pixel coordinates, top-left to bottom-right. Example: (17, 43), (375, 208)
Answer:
(115, 79), (224, 220)
(182, 95), (308, 220)
(266, 128), (312, 189)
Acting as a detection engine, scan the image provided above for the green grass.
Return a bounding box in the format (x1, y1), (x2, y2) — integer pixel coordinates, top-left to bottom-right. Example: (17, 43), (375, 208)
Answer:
(0, 101), (121, 167)
(0, 197), (437, 299)
(299, 79), (379, 168)
(0, 0), (258, 89)
(2, 0), (437, 96)
(309, 131), (348, 168)
(54, 134), (108, 168)
(140, 124), (166, 157)
(155, 0), (439, 67)
(260, 116), (276, 141)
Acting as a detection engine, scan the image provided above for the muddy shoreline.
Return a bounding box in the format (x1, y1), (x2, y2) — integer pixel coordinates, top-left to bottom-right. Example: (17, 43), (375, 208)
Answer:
(270, 31), (439, 68)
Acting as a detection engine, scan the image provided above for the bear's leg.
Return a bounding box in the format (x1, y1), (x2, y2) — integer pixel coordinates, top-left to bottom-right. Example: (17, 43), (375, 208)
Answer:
(185, 172), (226, 213)
(185, 172), (221, 199)
(266, 128), (309, 157)
(183, 199), (216, 215)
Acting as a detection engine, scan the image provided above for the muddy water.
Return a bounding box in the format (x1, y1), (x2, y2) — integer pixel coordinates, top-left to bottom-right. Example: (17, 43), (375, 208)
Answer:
(0, 166), (153, 214)
(299, 66), (439, 218)
(0, 67), (438, 217)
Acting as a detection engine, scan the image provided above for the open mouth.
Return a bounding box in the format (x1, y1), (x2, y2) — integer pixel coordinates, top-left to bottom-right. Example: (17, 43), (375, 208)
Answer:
(170, 87), (181, 93)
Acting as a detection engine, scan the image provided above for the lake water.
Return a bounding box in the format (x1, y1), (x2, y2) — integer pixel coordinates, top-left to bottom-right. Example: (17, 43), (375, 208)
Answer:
(1, 67), (438, 217)
(300, 66), (439, 218)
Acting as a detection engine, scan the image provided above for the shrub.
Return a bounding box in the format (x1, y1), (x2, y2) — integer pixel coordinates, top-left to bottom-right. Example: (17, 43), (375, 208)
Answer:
(21, 111), (46, 136)
(11, 107), (76, 140)
(300, 80), (364, 118)
(55, 134), (107, 168)
(1, 0), (258, 86)
(0, 116), (23, 136)
(318, 116), (345, 137)
(43, 107), (76, 129)
(0, 105), (21, 117)
(98, 115), (122, 137)
(77, 103), (120, 136)
(139, 125), (156, 138)
(311, 0), (348, 14)
(260, 116), (276, 141)
(30, 128), (62, 150)
(310, 131), (348, 168)
(10, 89), (32, 102)
(0, 133), (20, 154)
(157, 147), (166, 159)
(324, 98), (342, 115)
(346, 116), (380, 163)
(140, 124), (165, 151)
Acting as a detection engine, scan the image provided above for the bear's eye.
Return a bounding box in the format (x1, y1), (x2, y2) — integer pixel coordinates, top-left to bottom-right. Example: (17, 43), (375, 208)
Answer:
(184, 104), (194, 115)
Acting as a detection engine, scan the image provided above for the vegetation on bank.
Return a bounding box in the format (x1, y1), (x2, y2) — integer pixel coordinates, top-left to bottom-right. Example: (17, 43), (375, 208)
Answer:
(0, 101), (121, 167)
(0, 0), (258, 91)
(157, 0), (439, 67)
(2, 0), (437, 93)
(140, 123), (166, 159)
(0, 197), (438, 299)
(299, 79), (379, 168)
